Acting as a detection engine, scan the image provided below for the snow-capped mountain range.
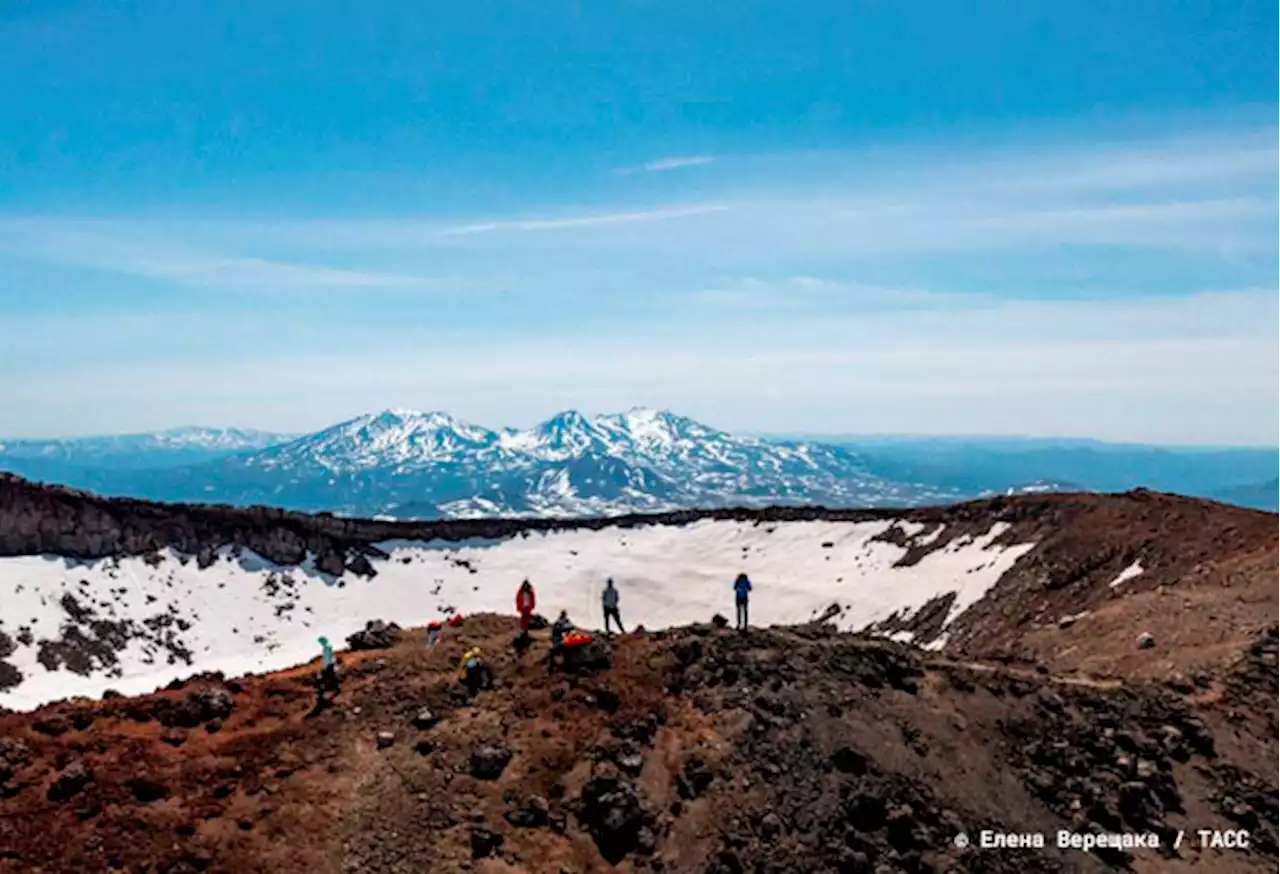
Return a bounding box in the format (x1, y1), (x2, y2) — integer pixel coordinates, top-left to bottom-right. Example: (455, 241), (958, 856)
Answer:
(0, 409), (960, 518)
(225, 407), (958, 517)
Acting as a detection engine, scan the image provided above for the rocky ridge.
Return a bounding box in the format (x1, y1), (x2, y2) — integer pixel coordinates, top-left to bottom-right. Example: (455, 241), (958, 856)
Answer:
(0, 615), (1275, 873)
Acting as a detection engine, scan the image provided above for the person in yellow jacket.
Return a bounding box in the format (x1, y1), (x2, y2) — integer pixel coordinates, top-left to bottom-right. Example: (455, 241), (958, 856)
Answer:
(457, 646), (493, 695)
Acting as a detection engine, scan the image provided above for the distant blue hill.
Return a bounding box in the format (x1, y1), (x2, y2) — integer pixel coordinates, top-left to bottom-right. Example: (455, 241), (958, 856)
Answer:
(787, 436), (1277, 511)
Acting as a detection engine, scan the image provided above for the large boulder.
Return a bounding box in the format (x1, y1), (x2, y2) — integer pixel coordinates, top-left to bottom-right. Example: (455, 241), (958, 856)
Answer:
(156, 686), (234, 728)
(562, 640), (613, 673)
(576, 766), (655, 864)
(347, 620), (402, 651)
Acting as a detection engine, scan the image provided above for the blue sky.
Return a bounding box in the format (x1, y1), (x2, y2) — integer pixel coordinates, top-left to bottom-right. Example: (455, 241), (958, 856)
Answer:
(0, 0), (1276, 443)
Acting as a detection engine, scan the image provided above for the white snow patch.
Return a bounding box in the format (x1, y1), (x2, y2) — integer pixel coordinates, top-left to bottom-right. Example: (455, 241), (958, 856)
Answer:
(0, 519), (1035, 710)
(1108, 561), (1144, 588)
(914, 524), (946, 547)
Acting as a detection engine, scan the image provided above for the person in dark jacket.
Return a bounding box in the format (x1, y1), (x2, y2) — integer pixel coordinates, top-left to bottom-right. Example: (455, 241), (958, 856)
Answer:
(733, 574), (752, 631)
(602, 578), (624, 635)
(548, 610), (573, 674)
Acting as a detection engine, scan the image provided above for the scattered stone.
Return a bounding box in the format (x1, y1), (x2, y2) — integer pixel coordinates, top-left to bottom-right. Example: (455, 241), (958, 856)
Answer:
(814, 603), (841, 624)
(470, 745), (512, 780)
(832, 747), (868, 776)
(504, 795), (549, 828)
(677, 755), (715, 799)
(128, 774), (169, 804)
(1137, 632), (1156, 650)
(32, 716), (69, 737)
(376, 731), (396, 749)
(346, 554), (377, 578)
(469, 825), (504, 859)
(616, 752), (645, 776)
(760, 812), (782, 839)
(411, 708), (439, 730)
(711, 615), (729, 629)
(161, 729), (188, 747)
(46, 762), (92, 802)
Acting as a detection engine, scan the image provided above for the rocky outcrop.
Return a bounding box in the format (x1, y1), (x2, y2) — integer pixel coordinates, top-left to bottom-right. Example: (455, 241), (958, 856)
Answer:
(345, 620), (401, 651)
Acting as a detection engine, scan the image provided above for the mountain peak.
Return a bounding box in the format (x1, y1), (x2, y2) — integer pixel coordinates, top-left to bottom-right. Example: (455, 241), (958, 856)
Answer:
(543, 409), (591, 428)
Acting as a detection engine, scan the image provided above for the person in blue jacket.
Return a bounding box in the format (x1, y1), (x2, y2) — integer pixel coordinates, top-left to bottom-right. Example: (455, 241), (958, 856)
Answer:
(733, 573), (752, 631)
(314, 635), (341, 707)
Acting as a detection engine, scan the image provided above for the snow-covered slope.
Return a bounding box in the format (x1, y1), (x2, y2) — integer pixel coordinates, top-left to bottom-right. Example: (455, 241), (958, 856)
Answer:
(0, 517), (1035, 710)
(187, 408), (958, 518)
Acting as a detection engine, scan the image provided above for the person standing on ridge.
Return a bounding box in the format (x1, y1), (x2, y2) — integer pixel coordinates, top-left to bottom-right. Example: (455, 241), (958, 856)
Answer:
(733, 573), (752, 631)
(602, 578), (624, 635)
(516, 579), (537, 632)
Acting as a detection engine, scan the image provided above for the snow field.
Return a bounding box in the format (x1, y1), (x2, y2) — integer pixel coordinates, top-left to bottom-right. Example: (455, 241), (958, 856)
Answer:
(0, 518), (1035, 710)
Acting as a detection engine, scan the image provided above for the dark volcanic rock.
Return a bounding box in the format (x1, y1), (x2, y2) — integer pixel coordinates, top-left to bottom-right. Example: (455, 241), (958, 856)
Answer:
(128, 774), (169, 803)
(562, 640), (612, 673)
(345, 553), (377, 578)
(677, 754), (715, 799)
(346, 620), (402, 651)
(469, 825), (505, 859)
(576, 766), (654, 865)
(155, 686), (234, 728)
(32, 716), (69, 737)
(470, 745), (512, 781)
(47, 762), (92, 802)
(193, 687), (234, 721)
(504, 795), (550, 828)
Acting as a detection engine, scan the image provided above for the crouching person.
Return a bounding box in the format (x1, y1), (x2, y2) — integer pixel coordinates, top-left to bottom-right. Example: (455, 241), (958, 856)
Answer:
(458, 647), (494, 696)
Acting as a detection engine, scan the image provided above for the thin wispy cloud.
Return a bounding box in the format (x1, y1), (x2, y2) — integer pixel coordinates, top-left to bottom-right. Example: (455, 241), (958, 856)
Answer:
(0, 223), (435, 291)
(614, 155), (717, 175)
(689, 277), (983, 312)
(0, 126), (1274, 442)
(440, 204), (729, 236)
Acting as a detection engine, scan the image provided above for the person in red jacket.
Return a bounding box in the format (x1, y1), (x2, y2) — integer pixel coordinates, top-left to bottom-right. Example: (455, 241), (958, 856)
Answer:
(516, 579), (536, 632)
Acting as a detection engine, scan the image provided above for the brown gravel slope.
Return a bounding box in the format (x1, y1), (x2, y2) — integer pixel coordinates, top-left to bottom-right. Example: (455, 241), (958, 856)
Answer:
(1, 615), (1275, 874)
